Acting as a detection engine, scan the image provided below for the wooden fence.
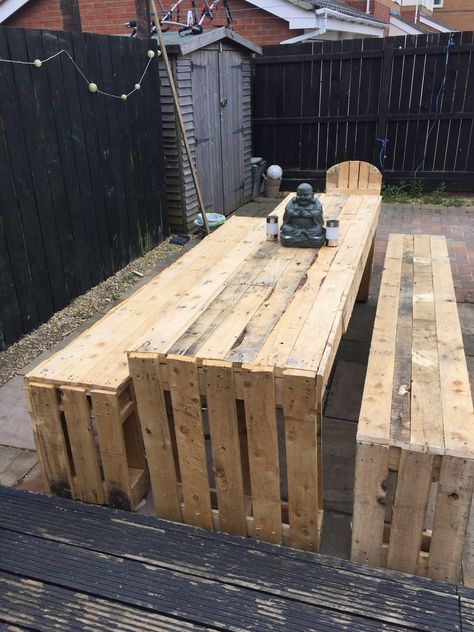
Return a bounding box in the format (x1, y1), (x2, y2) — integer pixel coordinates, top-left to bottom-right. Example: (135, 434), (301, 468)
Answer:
(0, 27), (167, 348)
(252, 31), (474, 192)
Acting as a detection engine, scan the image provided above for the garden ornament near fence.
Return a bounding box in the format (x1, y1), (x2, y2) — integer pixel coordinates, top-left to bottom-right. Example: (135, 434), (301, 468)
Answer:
(280, 183), (326, 248)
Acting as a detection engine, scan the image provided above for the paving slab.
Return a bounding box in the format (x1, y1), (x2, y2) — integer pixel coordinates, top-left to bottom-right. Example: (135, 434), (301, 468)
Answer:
(324, 361), (367, 423)
(0, 446), (36, 487)
(323, 417), (356, 515)
(0, 376), (34, 450)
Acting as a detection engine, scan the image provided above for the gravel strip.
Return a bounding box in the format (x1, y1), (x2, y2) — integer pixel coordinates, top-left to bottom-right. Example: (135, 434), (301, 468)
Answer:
(0, 239), (185, 387)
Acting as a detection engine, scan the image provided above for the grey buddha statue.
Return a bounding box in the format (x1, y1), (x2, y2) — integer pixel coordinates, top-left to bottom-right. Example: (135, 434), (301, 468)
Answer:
(280, 183), (326, 248)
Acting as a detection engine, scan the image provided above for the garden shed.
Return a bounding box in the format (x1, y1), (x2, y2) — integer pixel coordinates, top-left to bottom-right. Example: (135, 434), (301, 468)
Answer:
(159, 28), (261, 232)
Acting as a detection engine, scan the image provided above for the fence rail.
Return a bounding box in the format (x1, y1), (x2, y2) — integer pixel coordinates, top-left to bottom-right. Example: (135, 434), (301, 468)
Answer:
(252, 32), (474, 192)
(0, 26), (167, 348)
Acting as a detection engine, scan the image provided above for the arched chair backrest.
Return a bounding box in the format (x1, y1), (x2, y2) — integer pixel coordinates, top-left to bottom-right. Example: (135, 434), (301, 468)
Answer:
(326, 161), (382, 195)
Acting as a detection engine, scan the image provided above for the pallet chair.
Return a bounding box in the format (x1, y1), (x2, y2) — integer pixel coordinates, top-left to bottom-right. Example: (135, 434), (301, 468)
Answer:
(326, 160), (382, 195)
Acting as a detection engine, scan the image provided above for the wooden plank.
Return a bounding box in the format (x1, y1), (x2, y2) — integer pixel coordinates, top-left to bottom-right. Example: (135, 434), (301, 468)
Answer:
(166, 355), (213, 529)
(29, 216), (258, 388)
(287, 195), (378, 372)
(283, 369), (320, 551)
(128, 353), (181, 522)
(27, 383), (74, 498)
(254, 193), (353, 369)
(428, 456), (474, 583)
(390, 235), (413, 444)
(431, 235), (474, 459)
(61, 386), (105, 504)
(348, 161), (360, 189)
(410, 235), (444, 453)
(356, 234), (405, 445)
(241, 365), (282, 544)
(203, 360), (247, 536)
(358, 161), (370, 188)
(356, 236), (374, 302)
(90, 390), (132, 510)
(386, 450), (433, 575)
(351, 443), (389, 568)
(338, 161), (350, 188)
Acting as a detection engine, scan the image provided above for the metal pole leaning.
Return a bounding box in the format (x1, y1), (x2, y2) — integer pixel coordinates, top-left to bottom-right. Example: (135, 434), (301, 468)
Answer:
(150, 0), (211, 235)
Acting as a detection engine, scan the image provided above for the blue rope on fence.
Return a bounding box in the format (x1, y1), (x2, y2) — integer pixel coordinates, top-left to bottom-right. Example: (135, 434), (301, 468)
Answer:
(376, 137), (389, 172)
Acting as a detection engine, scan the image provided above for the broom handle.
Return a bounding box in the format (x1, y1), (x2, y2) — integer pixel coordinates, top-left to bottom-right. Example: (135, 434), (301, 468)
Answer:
(150, 0), (211, 235)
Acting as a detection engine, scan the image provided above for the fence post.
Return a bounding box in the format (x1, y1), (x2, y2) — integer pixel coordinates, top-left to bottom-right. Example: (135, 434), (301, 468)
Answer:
(135, 0), (151, 38)
(375, 38), (394, 170)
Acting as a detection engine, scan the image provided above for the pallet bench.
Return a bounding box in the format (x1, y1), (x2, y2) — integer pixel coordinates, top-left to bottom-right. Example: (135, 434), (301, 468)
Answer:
(351, 234), (474, 583)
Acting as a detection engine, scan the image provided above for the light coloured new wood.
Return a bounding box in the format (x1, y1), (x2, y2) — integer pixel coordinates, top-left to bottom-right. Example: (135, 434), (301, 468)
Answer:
(27, 383), (74, 497)
(431, 235), (474, 459)
(353, 234), (474, 583)
(203, 360), (247, 536)
(428, 456), (474, 582)
(326, 161), (382, 195)
(241, 365), (282, 544)
(166, 355), (213, 529)
(129, 353), (181, 521)
(355, 234), (405, 446)
(91, 390), (132, 509)
(61, 386), (105, 505)
(283, 368), (320, 551)
(351, 443), (389, 567)
(386, 450), (433, 575)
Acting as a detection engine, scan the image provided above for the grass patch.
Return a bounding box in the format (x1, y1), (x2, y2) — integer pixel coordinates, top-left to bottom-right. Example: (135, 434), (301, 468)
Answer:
(382, 181), (471, 207)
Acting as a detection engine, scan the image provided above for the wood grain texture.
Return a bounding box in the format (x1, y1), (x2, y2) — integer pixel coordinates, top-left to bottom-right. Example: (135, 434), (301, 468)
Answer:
(128, 353), (181, 522)
(283, 369), (320, 551)
(241, 365), (282, 544)
(167, 355), (213, 529)
(204, 360), (247, 536)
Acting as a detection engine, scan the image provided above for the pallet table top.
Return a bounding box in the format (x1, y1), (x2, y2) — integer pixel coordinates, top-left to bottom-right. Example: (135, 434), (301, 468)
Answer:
(26, 191), (381, 395)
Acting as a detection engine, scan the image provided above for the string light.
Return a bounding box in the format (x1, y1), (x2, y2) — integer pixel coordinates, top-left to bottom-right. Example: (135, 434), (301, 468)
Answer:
(0, 48), (162, 100)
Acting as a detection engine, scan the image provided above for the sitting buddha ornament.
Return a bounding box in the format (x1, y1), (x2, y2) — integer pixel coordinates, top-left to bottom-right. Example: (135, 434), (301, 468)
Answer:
(280, 183), (326, 248)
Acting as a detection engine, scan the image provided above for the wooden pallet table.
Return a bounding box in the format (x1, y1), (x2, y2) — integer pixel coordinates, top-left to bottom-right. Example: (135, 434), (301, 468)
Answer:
(24, 214), (268, 510)
(351, 234), (474, 583)
(129, 177), (381, 551)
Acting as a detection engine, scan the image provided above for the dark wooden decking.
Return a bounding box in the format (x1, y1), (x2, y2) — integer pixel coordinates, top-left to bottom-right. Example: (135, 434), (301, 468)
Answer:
(0, 486), (472, 631)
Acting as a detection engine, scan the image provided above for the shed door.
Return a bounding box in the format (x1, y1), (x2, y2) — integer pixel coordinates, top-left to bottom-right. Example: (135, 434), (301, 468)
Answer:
(219, 50), (244, 212)
(191, 46), (244, 216)
(191, 50), (224, 215)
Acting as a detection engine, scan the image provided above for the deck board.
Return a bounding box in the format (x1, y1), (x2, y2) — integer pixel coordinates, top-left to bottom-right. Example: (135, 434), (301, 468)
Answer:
(0, 486), (468, 631)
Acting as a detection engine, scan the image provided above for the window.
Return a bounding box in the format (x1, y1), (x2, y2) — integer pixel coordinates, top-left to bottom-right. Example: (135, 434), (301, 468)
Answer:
(433, 0), (443, 7)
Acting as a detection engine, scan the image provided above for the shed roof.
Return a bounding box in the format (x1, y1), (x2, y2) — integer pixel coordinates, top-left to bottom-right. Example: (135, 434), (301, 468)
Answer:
(160, 27), (262, 56)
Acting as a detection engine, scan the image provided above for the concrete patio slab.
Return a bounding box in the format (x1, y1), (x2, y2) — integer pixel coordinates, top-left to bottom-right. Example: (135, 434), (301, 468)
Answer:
(0, 446), (36, 487)
(0, 376), (34, 450)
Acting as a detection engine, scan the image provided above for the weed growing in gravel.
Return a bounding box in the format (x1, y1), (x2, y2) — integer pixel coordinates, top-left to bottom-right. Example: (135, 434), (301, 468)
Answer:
(382, 181), (470, 206)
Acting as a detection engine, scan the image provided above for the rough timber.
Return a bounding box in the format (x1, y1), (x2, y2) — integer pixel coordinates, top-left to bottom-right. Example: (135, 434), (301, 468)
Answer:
(352, 234), (474, 583)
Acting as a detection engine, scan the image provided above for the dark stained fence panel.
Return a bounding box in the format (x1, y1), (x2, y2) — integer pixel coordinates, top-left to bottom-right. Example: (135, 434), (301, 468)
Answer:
(0, 26), (167, 348)
(253, 32), (474, 193)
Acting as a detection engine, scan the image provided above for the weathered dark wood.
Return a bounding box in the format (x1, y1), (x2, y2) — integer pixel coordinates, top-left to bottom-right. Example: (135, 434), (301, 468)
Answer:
(135, 0), (151, 38)
(253, 33), (474, 191)
(0, 486), (468, 632)
(0, 26), (166, 346)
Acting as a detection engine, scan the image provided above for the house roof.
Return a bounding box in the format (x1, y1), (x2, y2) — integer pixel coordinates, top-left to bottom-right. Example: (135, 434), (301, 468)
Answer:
(160, 27), (262, 56)
(287, 0), (387, 25)
(313, 0), (387, 25)
(0, 0), (30, 23)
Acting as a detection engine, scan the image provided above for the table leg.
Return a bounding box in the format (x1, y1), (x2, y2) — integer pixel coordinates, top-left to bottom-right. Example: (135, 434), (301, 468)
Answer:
(357, 237), (375, 302)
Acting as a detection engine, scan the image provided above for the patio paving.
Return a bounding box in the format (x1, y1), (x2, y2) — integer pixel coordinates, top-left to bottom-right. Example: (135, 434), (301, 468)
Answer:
(0, 199), (473, 585)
